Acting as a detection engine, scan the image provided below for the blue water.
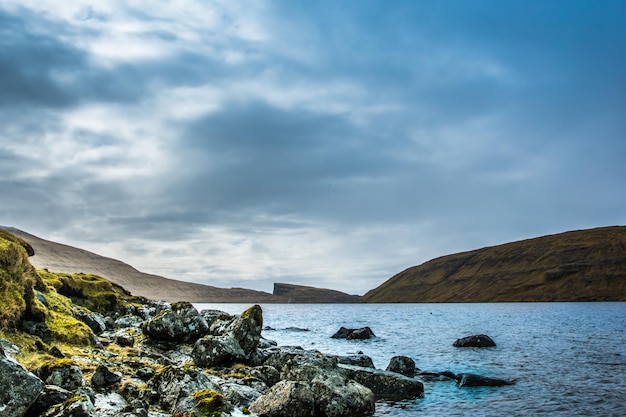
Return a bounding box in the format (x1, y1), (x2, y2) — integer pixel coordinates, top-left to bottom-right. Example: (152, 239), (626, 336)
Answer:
(194, 302), (626, 416)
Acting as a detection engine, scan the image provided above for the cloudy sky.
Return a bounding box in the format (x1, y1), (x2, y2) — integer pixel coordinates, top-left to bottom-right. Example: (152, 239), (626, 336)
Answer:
(1, 1), (625, 295)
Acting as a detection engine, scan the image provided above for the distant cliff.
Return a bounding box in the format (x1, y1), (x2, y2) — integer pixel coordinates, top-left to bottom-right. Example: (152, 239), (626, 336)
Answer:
(361, 226), (626, 302)
(2, 227), (356, 304)
(273, 283), (358, 303)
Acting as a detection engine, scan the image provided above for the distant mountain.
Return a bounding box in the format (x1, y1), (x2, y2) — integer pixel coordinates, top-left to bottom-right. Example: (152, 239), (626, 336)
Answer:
(272, 283), (358, 303)
(2, 227), (356, 304)
(361, 226), (626, 303)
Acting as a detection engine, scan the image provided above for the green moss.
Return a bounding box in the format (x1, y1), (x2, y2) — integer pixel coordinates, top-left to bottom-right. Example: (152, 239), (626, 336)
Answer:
(39, 270), (132, 314)
(191, 389), (225, 417)
(46, 310), (94, 346)
(0, 232), (42, 329)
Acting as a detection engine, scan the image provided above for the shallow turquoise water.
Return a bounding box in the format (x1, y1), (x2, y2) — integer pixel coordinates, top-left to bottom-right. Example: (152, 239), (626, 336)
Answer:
(195, 302), (626, 416)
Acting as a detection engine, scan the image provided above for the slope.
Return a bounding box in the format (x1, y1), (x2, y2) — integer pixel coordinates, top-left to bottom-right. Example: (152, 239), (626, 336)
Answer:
(361, 226), (626, 302)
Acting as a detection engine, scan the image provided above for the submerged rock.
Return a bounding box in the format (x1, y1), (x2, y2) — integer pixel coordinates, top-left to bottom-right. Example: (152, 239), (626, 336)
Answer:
(330, 326), (376, 340)
(453, 334), (496, 348)
(456, 373), (515, 387)
(386, 355), (417, 377)
(0, 343), (44, 417)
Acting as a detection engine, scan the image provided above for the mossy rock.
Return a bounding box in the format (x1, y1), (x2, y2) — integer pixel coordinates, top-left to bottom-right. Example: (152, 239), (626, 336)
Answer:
(39, 270), (133, 314)
(192, 389), (226, 417)
(0, 231), (45, 328)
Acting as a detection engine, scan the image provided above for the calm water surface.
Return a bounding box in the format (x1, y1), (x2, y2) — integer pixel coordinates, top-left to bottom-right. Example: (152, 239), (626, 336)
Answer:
(194, 302), (626, 416)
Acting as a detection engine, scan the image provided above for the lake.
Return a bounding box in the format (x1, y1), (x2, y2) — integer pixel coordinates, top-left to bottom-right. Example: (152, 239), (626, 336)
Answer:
(194, 302), (626, 416)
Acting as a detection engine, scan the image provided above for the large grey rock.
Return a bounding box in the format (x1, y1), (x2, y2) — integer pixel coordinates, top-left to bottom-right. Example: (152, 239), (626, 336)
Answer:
(249, 380), (315, 417)
(226, 304), (263, 354)
(37, 360), (84, 391)
(386, 355), (417, 377)
(340, 364), (424, 401)
(191, 334), (247, 368)
(453, 334), (496, 348)
(93, 392), (127, 417)
(0, 343), (44, 417)
(142, 301), (209, 343)
(456, 373), (515, 387)
(264, 348), (375, 416)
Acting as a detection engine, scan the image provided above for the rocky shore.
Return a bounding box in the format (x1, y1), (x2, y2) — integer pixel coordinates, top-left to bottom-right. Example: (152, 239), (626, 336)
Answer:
(1, 229), (513, 417)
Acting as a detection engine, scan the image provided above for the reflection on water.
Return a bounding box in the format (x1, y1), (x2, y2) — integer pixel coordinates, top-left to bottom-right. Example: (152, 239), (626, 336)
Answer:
(195, 302), (626, 417)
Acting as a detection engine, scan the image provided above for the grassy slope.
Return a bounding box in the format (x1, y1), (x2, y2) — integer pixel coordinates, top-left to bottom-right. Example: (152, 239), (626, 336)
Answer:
(3, 227), (357, 303)
(361, 226), (626, 302)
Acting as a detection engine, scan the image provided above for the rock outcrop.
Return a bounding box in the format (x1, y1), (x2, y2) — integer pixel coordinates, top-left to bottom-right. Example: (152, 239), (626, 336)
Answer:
(141, 301), (209, 343)
(340, 364), (424, 401)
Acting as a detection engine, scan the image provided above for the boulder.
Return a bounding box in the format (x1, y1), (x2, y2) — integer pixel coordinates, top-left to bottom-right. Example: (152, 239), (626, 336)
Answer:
(25, 385), (73, 417)
(249, 380), (315, 417)
(200, 309), (235, 329)
(340, 364), (424, 401)
(147, 364), (222, 412)
(74, 310), (107, 335)
(191, 334), (247, 368)
(331, 326), (375, 340)
(142, 301), (209, 343)
(456, 373), (515, 387)
(453, 334), (496, 348)
(91, 364), (122, 387)
(0, 343), (44, 417)
(335, 354), (375, 368)
(226, 304), (263, 354)
(37, 359), (84, 391)
(386, 355), (417, 377)
(265, 348), (375, 416)
(93, 392), (128, 417)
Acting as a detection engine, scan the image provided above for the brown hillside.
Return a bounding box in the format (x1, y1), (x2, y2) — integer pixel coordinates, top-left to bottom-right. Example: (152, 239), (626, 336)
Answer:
(2, 227), (355, 304)
(361, 226), (626, 303)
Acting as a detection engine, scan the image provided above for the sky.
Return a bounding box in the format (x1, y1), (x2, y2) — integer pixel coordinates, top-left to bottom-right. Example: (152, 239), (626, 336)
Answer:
(1, 1), (625, 295)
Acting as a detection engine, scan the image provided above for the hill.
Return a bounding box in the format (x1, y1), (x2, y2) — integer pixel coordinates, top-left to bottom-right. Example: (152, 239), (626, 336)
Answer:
(361, 226), (626, 302)
(1, 227), (355, 303)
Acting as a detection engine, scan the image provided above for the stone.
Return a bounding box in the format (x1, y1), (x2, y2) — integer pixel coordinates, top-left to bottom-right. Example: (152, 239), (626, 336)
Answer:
(49, 346), (65, 358)
(93, 392), (127, 417)
(386, 355), (417, 377)
(0, 343), (44, 417)
(249, 380), (315, 417)
(91, 364), (122, 387)
(267, 348), (375, 416)
(37, 360), (84, 391)
(114, 331), (135, 347)
(340, 364), (424, 401)
(41, 394), (95, 417)
(142, 301), (209, 343)
(330, 326), (375, 340)
(75, 310), (107, 335)
(192, 334), (247, 368)
(335, 354), (375, 368)
(226, 304), (263, 355)
(25, 384), (73, 416)
(147, 364), (222, 412)
(453, 334), (496, 348)
(456, 373), (515, 387)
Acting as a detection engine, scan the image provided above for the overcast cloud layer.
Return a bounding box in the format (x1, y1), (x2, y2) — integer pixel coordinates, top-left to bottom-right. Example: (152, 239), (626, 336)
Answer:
(2, 1), (625, 294)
